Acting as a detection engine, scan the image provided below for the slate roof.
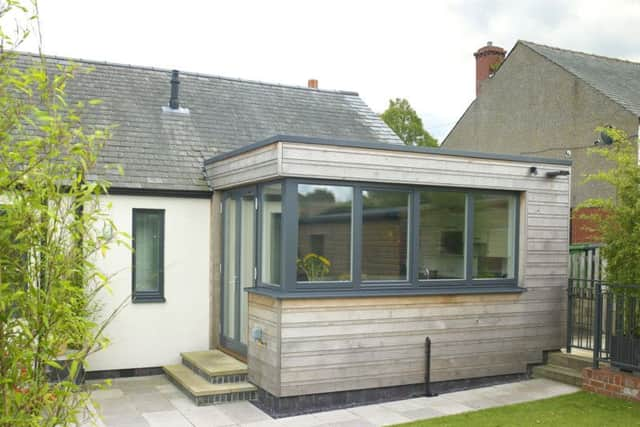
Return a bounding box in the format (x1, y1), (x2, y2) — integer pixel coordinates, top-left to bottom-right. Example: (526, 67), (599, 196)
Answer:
(521, 40), (640, 118)
(17, 53), (401, 193)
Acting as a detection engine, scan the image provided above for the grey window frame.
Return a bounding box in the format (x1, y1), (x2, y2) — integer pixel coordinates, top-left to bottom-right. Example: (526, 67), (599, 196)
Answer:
(132, 208), (166, 303)
(295, 182), (355, 287)
(256, 181), (286, 289)
(251, 178), (520, 296)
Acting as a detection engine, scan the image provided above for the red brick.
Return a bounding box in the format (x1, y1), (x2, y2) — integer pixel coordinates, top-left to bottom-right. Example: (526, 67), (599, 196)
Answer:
(591, 380), (606, 389)
(606, 383), (623, 393)
(572, 207), (605, 244)
(583, 384), (595, 392)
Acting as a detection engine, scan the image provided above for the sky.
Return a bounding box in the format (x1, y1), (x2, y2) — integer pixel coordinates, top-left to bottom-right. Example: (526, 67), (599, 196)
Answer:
(13, 0), (640, 141)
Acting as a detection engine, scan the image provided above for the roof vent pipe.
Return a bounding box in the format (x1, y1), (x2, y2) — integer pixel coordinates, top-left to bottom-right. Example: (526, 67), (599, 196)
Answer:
(169, 70), (180, 109)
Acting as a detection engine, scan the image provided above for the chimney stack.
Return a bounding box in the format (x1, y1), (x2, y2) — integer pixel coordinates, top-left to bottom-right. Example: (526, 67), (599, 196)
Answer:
(307, 79), (318, 89)
(474, 41), (506, 96)
(169, 69), (180, 109)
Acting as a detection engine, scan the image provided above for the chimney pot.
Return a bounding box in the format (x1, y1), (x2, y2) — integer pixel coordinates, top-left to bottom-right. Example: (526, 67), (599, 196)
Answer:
(474, 42), (506, 96)
(308, 79), (318, 89)
(169, 69), (180, 109)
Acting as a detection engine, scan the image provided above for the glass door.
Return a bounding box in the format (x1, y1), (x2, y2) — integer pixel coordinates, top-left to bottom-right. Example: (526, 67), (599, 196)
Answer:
(221, 187), (256, 356)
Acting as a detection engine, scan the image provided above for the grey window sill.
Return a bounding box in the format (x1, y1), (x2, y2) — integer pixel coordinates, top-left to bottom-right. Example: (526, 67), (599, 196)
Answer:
(247, 285), (526, 300)
(132, 295), (166, 303)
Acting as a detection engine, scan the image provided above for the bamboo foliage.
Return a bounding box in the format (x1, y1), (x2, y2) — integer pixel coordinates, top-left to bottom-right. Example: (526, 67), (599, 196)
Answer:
(0, 2), (126, 426)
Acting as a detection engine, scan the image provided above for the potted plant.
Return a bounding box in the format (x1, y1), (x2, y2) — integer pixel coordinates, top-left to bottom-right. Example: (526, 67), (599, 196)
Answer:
(297, 253), (331, 282)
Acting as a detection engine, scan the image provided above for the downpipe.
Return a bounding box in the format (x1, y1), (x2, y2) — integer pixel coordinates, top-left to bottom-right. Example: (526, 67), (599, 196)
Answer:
(425, 337), (438, 397)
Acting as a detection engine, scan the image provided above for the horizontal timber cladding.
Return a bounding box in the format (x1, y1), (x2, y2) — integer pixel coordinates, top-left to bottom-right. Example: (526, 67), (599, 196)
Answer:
(206, 143), (280, 189)
(251, 292), (563, 397)
(247, 293), (282, 397)
(279, 143), (570, 193)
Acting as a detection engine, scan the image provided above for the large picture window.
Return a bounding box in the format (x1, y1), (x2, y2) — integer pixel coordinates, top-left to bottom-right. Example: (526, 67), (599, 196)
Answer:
(473, 193), (516, 279)
(132, 209), (165, 302)
(361, 189), (410, 281)
(418, 191), (466, 280)
(251, 180), (519, 294)
(297, 184), (352, 282)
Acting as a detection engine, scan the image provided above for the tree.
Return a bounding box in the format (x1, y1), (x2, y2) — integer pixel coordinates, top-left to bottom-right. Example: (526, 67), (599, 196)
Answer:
(380, 98), (438, 147)
(0, 2), (125, 426)
(579, 127), (640, 285)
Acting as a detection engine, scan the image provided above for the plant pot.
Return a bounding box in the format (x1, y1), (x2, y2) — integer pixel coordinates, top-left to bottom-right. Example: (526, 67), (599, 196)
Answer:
(610, 334), (640, 372)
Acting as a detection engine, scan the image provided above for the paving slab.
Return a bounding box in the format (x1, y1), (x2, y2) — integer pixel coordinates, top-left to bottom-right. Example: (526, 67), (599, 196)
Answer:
(86, 375), (580, 427)
(400, 406), (446, 421)
(180, 404), (238, 427)
(317, 421), (376, 427)
(142, 410), (193, 427)
(347, 404), (413, 426)
(217, 401), (273, 424)
(312, 409), (361, 424)
(102, 414), (150, 427)
(413, 396), (474, 415)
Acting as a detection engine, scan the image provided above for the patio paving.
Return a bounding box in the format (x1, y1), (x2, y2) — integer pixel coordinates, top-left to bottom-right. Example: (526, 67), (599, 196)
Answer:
(79, 375), (579, 427)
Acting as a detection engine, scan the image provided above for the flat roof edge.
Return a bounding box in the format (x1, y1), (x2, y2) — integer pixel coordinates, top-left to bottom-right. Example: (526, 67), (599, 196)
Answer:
(204, 135), (572, 166)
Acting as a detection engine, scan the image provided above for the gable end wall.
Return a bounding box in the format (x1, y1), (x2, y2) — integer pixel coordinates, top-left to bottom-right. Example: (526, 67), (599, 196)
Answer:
(444, 43), (638, 207)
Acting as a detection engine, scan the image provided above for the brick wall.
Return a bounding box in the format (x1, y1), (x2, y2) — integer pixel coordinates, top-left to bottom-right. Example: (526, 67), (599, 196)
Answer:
(571, 207), (605, 244)
(582, 367), (640, 401)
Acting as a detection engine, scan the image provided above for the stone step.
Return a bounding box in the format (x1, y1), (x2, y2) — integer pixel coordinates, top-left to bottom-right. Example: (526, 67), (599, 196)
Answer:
(547, 351), (593, 370)
(181, 350), (248, 384)
(532, 364), (583, 387)
(163, 364), (257, 406)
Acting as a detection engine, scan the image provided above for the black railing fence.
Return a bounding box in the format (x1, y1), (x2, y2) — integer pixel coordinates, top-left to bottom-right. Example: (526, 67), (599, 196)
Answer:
(567, 278), (640, 372)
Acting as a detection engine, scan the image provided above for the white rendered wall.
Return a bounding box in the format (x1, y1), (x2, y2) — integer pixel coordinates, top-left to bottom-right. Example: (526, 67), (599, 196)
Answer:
(88, 194), (211, 371)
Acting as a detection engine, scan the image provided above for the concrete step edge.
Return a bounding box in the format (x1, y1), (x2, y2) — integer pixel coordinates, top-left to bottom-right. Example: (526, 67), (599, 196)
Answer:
(180, 350), (248, 377)
(534, 364), (582, 377)
(532, 365), (583, 386)
(548, 352), (593, 368)
(163, 365), (256, 397)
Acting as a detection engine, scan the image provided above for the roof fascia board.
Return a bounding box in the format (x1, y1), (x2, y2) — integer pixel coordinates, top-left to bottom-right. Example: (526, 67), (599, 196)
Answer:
(205, 134), (572, 166)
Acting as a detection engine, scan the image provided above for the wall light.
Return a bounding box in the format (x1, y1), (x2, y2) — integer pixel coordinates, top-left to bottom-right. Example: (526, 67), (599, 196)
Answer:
(545, 170), (570, 178)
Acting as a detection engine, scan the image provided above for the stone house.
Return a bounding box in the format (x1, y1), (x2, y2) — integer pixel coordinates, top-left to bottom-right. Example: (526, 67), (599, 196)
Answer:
(443, 41), (640, 243)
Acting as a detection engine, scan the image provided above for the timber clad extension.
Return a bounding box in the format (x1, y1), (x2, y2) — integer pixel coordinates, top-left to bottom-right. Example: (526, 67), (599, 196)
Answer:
(208, 137), (570, 407)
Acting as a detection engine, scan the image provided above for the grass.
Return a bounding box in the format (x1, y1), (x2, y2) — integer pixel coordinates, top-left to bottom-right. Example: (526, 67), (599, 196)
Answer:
(393, 391), (640, 427)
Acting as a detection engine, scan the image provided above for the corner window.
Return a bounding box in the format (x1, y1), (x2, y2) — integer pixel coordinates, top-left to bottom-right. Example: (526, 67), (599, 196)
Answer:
(132, 209), (165, 302)
(261, 184), (282, 285)
(254, 179), (519, 294)
(472, 193), (516, 279)
(297, 184), (353, 282)
(418, 191), (466, 280)
(361, 189), (410, 281)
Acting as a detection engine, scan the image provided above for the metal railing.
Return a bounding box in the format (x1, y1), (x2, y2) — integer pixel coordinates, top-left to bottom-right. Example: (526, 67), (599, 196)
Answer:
(567, 278), (640, 372)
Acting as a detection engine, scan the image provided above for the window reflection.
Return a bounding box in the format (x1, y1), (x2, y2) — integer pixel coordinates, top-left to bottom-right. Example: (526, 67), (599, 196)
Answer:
(473, 193), (516, 279)
(297, 184), (353, 282)
(418, 191), (466, 280)
(361, 190), (409, 281)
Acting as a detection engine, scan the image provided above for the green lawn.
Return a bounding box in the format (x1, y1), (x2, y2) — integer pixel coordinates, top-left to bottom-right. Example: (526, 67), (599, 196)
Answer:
(393, 391), (640, 427)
